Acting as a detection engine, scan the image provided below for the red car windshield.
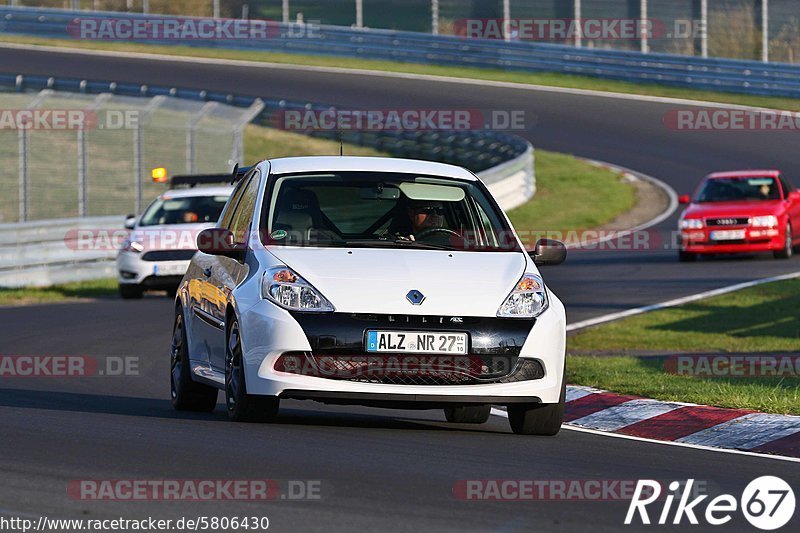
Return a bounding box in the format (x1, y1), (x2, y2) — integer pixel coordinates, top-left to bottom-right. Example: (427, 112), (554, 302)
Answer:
(695, 177), (781, 203)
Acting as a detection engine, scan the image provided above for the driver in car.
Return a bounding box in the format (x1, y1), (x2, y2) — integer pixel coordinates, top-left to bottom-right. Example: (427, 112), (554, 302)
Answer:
(408, 201), (445, 238)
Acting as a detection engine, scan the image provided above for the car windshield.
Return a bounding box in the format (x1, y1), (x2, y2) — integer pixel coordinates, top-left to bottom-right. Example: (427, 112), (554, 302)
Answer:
(261, 172), (520, 252)
(139, 194), (229, 227)
(695, 177), (782, 203)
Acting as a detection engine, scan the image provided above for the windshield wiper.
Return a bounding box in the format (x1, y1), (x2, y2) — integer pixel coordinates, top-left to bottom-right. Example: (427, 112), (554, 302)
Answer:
(337, 239), (455, 251)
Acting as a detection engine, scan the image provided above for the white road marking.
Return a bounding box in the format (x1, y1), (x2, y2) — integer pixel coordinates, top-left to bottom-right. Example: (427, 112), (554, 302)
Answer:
(567, 270), (800, 332)
(489, 408), (800, 463)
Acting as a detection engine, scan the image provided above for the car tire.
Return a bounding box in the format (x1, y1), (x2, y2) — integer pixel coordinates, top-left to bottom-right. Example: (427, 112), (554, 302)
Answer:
(444, 405), (491, 424)
(678, 251), (697, 262)
(225, 318), (280, 423)
(774, 224), (793, 259)
(170, 309), (218, 412)
(119, 284), (143, 299)
(507, 368), (566, 436)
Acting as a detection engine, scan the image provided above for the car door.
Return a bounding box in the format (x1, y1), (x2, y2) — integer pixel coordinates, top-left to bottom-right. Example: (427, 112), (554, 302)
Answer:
(187, 174), (252, 365)
(779, 175), (800, 238)
(206, 170), (261, 371)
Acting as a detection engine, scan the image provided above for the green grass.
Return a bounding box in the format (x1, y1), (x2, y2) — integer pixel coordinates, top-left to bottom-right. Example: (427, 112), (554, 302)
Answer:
(507, 150), (635, 241)
(242, 124), (386, 163)
(0, 277), (118, 306)
(4, 35), (800, 112)
(568, 278), (800, 415)
(570, 278), (800, 353)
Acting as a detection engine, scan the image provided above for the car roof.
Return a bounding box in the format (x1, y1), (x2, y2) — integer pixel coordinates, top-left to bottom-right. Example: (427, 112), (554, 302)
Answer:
(160, 185), (235, 199)
(706, 170), (781, 179)
(264, 156), (477, 181)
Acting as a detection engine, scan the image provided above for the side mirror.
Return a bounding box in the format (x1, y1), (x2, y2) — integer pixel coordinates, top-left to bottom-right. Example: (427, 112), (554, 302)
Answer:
(678, 195), (691, 205)
(124, 214), (137, 229)
(196, 228), (246, 259)
(529, 238), (567, 266)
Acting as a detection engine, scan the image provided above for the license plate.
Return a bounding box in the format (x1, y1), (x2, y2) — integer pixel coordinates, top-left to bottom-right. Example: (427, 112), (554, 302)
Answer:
(153, 262), (188, 276)
(710, 230), (746, 241)
(366, 331), (468, 355)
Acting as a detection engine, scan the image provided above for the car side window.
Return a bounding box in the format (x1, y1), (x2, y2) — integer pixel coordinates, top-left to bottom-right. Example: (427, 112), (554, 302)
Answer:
(780, 176), (795, 198)
(228, 171), (262, 244)
(218, 171), (255, 229)
(779, 175), (795, 198)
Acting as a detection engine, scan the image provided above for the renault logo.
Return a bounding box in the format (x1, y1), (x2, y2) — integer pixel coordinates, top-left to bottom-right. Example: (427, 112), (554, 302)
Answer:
(406, 290), (425, 305)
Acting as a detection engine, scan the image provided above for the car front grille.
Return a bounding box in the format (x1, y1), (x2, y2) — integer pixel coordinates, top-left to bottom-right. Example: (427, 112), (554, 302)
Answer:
(140, 250), (197, 262)
(273, 352), (544, 386)
(706, 217), (750, 227)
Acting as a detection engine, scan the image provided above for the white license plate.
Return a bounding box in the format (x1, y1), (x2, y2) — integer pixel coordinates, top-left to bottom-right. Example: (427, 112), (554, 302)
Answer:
(710, 230), (746, 241)
(153, 263), (188, 276)
(366, 331), (468, 355)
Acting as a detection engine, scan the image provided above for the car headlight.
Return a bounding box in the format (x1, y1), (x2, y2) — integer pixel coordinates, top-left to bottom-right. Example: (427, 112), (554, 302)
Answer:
(261, 267), (335, 312)
(750, 215), (778, 228)
(121, 239), (144, 253)
(679, 218), (704, 230)
(497, 274), (548, 318)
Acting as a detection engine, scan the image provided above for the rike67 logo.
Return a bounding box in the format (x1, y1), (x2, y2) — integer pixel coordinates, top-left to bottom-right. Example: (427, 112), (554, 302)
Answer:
(626, 477), (795, 530)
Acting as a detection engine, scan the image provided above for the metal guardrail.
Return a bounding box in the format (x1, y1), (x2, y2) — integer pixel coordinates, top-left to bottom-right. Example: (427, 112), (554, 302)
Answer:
(3, 6), (800, 98)
(0, 72), (534, 288)
(0, 215), (122, 287)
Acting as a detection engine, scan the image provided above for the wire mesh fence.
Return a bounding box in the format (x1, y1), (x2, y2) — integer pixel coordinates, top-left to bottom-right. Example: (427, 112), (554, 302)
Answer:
(0, 87), (262, 223)
(8, 0), (799, 63)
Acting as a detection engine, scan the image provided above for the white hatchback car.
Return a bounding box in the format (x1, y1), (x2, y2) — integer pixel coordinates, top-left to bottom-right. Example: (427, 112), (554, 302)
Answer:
(117, 178), (235, 299)
(171, 157), (567, 435)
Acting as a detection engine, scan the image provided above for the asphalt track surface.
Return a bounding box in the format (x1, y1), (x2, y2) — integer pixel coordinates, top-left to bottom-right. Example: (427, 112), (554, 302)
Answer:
(1, 45), (800, 531)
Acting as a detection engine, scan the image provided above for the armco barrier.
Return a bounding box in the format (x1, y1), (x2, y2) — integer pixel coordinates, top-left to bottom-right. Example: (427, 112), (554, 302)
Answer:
(0, 73), (534, 287)
(2, 6), (800, 98)
(0, 216), (122, 287)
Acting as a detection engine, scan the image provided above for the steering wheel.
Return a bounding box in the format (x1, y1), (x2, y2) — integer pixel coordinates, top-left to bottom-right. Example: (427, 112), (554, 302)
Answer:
(416, 227), (464, 242)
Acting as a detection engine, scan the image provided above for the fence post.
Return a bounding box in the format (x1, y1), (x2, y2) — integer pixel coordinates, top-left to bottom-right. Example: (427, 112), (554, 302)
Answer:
(356, 0), (363, 28)
(231, 99), (265, 166)
(70, 0), (79, 10)
(762, 0), (769, 62)
(133, 95), (166, 215)
(431, 0), (439, 35)
(213, 0), (220, 19)
(18, 90), (53, 223)
(700, 0), (708, 58)
(186, 102), (218, 174)
(143, 0), (149, 15)
(640, 0), (649, 53)
(18, 126), (28, 222)
(283, 0), (290, 24)
(503, 0), (510, 41)
(574, 0), (582, 48)
(78, 93), (112, 217)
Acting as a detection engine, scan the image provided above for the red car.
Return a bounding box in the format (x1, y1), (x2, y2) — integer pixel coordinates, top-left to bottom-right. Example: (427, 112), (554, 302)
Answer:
(677, 170), (800, 261)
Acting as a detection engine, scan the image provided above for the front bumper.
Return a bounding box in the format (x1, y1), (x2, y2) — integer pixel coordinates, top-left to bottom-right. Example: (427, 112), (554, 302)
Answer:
(680, 227), (783, 254)
(116, 250), (191, 286)
(237, 294), (567, 405)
